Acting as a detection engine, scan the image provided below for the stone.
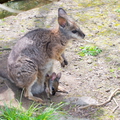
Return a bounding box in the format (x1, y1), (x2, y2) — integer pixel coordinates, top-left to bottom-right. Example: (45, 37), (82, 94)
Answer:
(87, 59), (92, 64)
(59, 116), (90, 120)
(65, 96), (98, 106)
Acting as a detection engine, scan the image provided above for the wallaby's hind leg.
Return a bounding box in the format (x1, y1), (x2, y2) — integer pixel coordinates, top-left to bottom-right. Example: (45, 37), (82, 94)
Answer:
(25, 89), (43, 103)
(24, 80), (44, 103)
(9, 60), (45, 103)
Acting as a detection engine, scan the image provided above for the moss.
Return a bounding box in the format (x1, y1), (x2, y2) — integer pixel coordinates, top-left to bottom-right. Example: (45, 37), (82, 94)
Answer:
(0, 38), (4, 41)
(91, 108), (116, 120)
(109, 69), (115, 73)
(105, 57), (112, 62)
(117, 67), (120, 70)
(91, 108), (104, 120)
(0, 52), (3, 54)
(97, 29), (119, 36)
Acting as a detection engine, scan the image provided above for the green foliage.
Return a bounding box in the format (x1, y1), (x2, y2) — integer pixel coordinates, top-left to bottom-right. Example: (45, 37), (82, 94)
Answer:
(21, 30), (25, 33)
(115, 9), (120, 13)
(105, 57), (112, 62)
(1, 19), (5, 21)
(0, 52), (3, 54)
(118, 67), (120, 70)
(0, 102), (66, 120)
(78, 45), (102, 56)
(91, 108), (115, 120)
(109, 69), (115, 73)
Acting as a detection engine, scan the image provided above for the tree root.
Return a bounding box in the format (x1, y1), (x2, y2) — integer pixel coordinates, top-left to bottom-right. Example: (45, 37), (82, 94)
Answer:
(79, 88), (120, 109)
(112, 98), (119, 113)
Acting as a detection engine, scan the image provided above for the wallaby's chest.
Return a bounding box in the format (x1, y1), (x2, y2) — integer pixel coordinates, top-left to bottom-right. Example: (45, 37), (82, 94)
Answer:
(40, 59), (54, 73)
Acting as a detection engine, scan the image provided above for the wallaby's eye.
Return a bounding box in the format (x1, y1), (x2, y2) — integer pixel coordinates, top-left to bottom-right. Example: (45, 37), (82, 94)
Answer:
(72, 30), (78, 34)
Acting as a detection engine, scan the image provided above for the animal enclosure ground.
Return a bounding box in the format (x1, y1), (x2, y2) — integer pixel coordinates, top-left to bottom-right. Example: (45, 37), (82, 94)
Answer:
(0, 0), (120, 119)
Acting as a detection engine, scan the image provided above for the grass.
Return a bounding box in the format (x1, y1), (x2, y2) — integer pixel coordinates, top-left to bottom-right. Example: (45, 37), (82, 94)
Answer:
(0, 102), (67, 120)
(78, 45), (102, 56)
(115, 9), (120, 13)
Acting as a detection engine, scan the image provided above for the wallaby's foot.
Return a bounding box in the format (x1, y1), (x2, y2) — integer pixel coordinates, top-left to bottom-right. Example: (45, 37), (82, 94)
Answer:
(24, 89), (44, 103)
(26, 94), (44, 103)
(28, 95), (44, 103)
(61, 59), (68, 67)
(58, 86), (68, 93)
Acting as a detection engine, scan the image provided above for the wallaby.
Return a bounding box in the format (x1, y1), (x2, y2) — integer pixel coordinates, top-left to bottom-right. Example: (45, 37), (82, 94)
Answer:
(45, 72), (61, 99)
(7, 8), (85, 103)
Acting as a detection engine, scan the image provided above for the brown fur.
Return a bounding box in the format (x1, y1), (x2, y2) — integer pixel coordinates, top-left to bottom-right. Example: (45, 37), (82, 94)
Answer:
(7, 8), (85, 103)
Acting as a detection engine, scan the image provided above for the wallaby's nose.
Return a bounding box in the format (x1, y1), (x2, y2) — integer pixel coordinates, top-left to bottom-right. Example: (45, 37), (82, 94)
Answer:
(82, 33), (85, 39)
(79, 30), (85, 39)
(78, 28), (85, 39)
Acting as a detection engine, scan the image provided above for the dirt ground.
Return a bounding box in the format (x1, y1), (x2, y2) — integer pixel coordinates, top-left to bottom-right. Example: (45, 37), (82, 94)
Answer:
(0, 0), (120, 119)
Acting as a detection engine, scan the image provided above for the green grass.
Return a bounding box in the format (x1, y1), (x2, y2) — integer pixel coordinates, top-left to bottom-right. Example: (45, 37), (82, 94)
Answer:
(78, 45), (102, 56)
(109, 69), (115, 73)
(115, 9), (120, 13)
(0, 102), (67, 120)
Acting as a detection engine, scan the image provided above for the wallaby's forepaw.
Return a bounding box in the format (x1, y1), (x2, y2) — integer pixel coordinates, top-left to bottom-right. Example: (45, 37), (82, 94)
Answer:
(47, 97), (51, 100)
(61, 60), (68, 67)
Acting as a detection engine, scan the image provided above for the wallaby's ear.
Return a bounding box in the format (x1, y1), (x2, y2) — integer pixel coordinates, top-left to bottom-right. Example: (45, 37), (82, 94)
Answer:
(58, 8), (67, 17)
(58, 8), (68, 28)
(51, 72), (56, 81)
(56, 72), (61, 80)
(58, 17), (67, 28)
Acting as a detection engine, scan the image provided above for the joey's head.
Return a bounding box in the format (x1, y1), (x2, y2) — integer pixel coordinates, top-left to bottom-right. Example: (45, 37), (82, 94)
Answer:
(49, 72), (61, 96)
(58, 8), (85, 40)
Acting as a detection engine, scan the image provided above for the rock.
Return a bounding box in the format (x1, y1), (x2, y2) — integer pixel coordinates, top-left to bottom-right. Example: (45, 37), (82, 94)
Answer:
(56, 112), (90, 120)
(65, 96), (98, 106)
(0, 86), (15, 101)
(86, 58), (92, 64)
(59, 116), (90, 120)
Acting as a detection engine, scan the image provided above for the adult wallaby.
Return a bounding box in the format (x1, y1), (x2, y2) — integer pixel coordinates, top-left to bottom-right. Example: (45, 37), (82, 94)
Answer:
(7, 8), (85, 103)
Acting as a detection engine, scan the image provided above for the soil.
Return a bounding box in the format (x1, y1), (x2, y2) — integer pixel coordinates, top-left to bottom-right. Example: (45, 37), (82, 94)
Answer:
(0, 0), (120, 119)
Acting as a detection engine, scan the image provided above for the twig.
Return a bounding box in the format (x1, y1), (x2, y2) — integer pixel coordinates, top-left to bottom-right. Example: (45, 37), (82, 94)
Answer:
(79, 88), (120, 109)
(112, 98), (119, 113)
